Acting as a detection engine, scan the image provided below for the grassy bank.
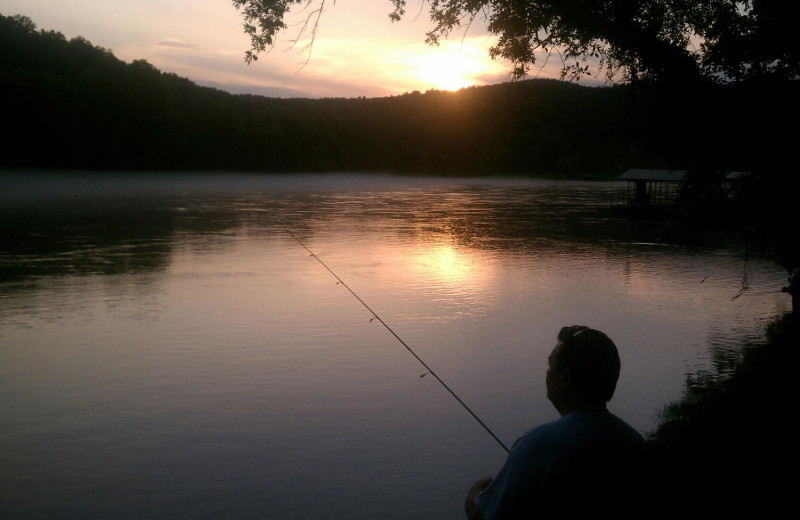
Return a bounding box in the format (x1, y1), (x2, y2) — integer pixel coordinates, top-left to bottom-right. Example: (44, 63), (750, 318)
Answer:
(645, 311), (797, 518)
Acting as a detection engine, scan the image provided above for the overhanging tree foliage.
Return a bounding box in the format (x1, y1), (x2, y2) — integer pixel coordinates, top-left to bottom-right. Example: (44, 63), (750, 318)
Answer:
(232, 0), (800, 83)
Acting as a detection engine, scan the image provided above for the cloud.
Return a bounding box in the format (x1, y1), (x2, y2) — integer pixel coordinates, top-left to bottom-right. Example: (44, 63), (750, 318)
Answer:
(156, 39), (199, 49)
(143, 43), (393, 99)
(197, 80), (312, 99)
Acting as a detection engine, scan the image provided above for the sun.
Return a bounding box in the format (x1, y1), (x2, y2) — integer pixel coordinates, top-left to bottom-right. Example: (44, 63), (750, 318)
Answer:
(415, 46), (490, 91)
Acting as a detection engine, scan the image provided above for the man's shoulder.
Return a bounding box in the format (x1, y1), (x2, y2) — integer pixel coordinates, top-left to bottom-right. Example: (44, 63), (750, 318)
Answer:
(511, 416), (579, 453)
(605, 412), (646, 442)
(517, 416), (567, 442)
(515, 412), (645, 452)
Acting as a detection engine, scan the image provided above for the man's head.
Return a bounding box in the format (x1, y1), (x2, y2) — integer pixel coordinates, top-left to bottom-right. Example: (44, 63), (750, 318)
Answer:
(546, 326), (621, 414)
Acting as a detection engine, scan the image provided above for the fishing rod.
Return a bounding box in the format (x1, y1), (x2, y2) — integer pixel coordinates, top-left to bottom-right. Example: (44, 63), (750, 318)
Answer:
(280, 224), (511, 454)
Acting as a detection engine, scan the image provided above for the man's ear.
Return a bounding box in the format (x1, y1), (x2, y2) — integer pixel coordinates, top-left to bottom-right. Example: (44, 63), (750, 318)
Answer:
(559, 367), (573, 388)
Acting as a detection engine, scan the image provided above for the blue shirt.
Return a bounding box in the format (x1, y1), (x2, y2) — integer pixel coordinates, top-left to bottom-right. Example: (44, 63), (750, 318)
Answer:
(476, 411), (648, 519)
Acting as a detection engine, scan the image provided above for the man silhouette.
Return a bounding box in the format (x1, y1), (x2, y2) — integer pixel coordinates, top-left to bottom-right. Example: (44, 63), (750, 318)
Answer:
(465, 326), (648, 520)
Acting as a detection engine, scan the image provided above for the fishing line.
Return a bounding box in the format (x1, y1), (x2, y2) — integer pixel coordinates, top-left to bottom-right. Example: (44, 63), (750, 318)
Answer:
(280, 224), (510, 454)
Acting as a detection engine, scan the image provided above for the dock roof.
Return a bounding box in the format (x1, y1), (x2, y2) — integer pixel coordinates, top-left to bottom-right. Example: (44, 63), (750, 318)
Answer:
(725, 171), (751, 180)
(618, 169), (687, 182)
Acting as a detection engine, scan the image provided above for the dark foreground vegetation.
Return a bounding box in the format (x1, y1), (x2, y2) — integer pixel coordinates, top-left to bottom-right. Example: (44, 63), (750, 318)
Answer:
(646, 312), (797, 519)
(1, 12), (797, 178)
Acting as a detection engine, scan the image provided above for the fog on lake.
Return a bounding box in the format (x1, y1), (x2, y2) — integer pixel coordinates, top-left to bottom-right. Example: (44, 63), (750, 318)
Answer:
(0, 172), (790, 519)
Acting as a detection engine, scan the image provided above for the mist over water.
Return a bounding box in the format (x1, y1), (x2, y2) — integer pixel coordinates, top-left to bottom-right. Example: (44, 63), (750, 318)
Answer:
(0, 172), (789, 519)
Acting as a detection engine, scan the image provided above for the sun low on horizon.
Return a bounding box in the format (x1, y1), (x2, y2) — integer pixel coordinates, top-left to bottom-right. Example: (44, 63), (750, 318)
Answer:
(417, 54), (480, 92)
(0, 0), (528, 97)
(411, 41), (505, 92)
(255, 1), (513, 95)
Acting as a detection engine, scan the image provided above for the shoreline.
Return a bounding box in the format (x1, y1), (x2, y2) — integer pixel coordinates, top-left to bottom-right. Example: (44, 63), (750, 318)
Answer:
(645, 311), (796, 518)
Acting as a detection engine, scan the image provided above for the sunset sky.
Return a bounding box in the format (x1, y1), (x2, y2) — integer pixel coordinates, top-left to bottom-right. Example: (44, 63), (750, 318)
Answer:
(0, 0), (573, 98)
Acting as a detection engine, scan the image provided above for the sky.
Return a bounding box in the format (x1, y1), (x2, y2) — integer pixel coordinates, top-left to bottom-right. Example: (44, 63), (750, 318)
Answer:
(0, 0), (571, 98)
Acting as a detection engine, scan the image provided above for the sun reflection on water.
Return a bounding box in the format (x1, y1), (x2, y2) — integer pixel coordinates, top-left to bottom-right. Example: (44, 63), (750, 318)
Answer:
(415, 244), (469, 281)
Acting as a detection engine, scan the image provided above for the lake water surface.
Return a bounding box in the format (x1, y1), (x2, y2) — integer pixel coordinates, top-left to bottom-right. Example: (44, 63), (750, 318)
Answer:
(0, 172), (790, 519)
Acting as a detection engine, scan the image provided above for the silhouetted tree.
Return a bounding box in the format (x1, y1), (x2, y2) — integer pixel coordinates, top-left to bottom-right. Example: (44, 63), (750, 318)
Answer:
(233, 1), (800, 83)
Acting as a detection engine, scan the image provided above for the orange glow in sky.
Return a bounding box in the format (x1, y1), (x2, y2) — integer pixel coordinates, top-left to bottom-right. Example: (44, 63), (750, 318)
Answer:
(0, 0), (545, 98)
(413, 43), (501, 91)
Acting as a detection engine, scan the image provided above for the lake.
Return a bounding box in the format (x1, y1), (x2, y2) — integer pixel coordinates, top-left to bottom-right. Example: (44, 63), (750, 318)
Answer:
(0, 172), (790, 519)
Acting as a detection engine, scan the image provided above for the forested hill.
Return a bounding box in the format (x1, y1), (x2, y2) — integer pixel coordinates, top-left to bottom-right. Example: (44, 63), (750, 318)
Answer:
(1, 13), (795, 177)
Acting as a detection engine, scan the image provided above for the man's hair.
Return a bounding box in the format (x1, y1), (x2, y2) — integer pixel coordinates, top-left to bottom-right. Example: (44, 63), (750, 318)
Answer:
(556, 326), (621, 403)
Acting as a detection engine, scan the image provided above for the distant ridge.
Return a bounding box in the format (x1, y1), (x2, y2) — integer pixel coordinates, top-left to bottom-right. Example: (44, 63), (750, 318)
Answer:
(1, 12), (795, 176)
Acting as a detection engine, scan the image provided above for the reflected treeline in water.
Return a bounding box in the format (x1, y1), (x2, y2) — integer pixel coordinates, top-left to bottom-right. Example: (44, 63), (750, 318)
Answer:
(0, 173), (275, 284)
(0, 197), (176, 282)
(692, 311), (779, 384)
(1, 173), (775, 284)
(271, 179), (764, 258)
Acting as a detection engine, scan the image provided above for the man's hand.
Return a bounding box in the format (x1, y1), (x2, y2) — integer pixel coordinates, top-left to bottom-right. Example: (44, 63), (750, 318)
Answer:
(465, 476), (492, 520)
